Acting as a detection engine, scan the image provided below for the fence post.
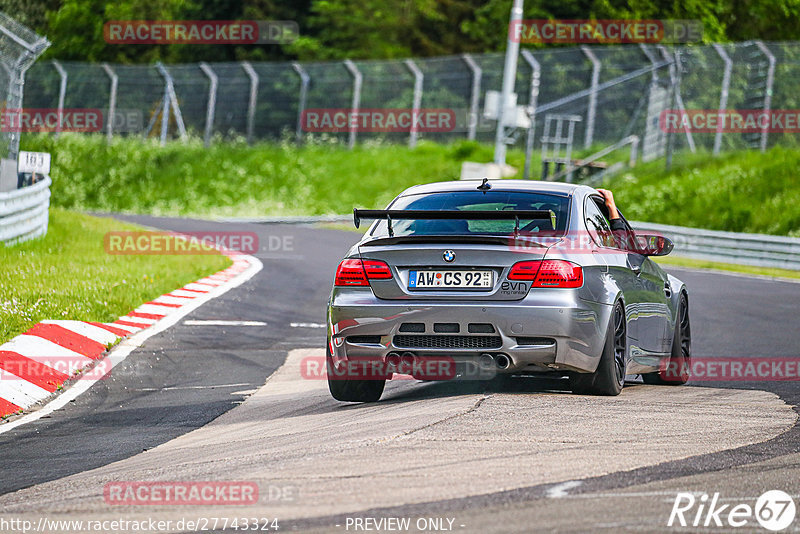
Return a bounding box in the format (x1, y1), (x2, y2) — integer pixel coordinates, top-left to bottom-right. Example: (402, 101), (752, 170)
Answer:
(241, 61), (259, 144)
(404, 59), (423, 149)
(712, 44), (732, 156)
(5, 56), (29, 160)
(199, 62), (218, 147)
(663, 52), (677, 170)
(343, 59), (362, 149)
(0, 22), (48, 162)
(155, 62), (187, 145)
(754, 41), (776, 153)
(581, 46), (600, 148)
(292, 62), (310, 144)
(158, 70), (170, 145)
(51, 60), (67, 138)
(493, 0), (523, 166)
(101, 63), (117, 142)
(657, 46), (696, 154)
(462, 54), (482, 141)
(520, 49), (540, 180)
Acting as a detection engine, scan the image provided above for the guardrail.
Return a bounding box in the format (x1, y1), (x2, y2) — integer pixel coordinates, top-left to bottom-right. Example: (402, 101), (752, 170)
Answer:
(0, 176), (51, 244)
(632, 220), (800, 271)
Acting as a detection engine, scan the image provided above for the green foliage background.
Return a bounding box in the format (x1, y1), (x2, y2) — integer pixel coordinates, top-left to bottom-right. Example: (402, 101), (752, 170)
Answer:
(3, 0), (799, 63)
(20, 133), (800, 237)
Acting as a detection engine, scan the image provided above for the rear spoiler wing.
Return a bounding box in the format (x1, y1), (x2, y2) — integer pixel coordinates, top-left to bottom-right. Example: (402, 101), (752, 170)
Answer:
(353, 209), (556, 237)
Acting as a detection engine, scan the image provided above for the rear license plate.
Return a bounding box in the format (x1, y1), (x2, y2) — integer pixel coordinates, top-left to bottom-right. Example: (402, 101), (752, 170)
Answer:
(408, 270), (493, 290)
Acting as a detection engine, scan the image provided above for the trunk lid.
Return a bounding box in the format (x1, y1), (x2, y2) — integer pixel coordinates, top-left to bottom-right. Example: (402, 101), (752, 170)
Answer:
(357, 236), (550, 301)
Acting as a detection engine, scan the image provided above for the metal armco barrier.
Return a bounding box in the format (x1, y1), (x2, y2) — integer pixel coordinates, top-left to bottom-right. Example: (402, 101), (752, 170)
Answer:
(632, 220), (800, 270)
(0, 177), (51, 244)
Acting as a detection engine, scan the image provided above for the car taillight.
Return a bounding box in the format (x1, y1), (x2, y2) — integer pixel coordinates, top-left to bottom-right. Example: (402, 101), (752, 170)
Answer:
(508, 260), (583, 288)
(335, 259), (368, 286)
(508, 261), (541, 280)
(533, 260), (583, 288)
(362, 260), (392, 279)
(334, 259), (392, 286)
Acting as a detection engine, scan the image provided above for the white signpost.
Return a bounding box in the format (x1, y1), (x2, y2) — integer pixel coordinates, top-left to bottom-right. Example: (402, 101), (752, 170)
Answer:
(18, 151), (51, 175)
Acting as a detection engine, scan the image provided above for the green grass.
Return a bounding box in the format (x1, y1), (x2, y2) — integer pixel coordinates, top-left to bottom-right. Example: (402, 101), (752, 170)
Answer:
(20, 134), (800, 238)
(22, 134), (539, 219)
(0, 209), (231, 344)
(653, 255), (800, 280)
(605, 147), (800, 237)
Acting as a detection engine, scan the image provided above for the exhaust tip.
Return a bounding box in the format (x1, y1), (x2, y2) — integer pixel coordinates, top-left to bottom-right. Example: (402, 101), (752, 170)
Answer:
(386, 352), (401, 368)
(400, 352), (416, 368)
(495, 354), (511, 370)
(479, 353), (495, 368)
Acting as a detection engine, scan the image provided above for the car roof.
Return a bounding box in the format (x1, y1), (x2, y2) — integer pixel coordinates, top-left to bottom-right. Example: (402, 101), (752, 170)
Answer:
(398, 179), (595, 197)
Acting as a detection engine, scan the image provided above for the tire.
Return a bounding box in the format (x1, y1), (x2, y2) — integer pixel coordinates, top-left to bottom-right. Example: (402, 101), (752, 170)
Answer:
(643, 292), (691, 385)
(570, 302), (627, 396)
(326, 347), (386, 402)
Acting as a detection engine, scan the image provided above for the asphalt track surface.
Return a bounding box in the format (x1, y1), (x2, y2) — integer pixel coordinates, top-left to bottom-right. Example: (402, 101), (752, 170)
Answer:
(0, 215), (798, 533)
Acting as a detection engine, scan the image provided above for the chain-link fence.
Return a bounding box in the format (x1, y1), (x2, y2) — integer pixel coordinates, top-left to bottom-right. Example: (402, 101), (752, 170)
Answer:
(20, 41), (800, 163)
(0, 12), (49, 162)
(0, 13), (50, 242)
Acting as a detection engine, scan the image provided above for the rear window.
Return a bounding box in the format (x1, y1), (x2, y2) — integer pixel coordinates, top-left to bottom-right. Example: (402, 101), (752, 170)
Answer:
(369, 191), (570, 237)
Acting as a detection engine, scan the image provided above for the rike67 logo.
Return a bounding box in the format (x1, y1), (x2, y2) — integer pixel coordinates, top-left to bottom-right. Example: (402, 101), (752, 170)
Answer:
(669, 490), (796, 531)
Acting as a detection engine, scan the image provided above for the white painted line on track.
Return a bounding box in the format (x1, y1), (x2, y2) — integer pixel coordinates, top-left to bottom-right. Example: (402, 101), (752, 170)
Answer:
(290, 322), (326, 328)
(0, 254), (263, 436)
(134, 383), (253, 392)
(183, 320), (266, 326)
(546, 480), (583, 498)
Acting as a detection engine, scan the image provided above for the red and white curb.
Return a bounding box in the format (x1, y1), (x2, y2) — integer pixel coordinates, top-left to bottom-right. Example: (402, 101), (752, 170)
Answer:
(0, 251), (262, 430)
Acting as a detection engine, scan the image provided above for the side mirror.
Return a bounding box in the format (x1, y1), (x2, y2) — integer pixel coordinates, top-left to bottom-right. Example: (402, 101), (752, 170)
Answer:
(632, 233), (674, 256)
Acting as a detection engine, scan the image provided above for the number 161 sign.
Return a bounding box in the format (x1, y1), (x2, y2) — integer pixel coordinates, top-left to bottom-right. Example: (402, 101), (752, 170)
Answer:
(18, 151), (51, 174)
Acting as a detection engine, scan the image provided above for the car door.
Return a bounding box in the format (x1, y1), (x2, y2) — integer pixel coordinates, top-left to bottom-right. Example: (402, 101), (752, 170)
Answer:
(641, 258), (675, 354)
(583, 197), (640, 344)
(608, 213), (671, 354)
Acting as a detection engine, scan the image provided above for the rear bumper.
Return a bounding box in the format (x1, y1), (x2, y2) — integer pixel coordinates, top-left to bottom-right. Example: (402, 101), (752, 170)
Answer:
(328, 288), (613, 374)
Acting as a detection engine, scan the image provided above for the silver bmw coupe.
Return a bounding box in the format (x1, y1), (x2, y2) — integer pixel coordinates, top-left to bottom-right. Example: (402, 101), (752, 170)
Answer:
(326, 179), (691, 401)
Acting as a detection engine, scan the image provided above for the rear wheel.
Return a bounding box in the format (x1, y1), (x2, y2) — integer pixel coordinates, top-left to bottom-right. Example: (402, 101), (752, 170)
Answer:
(643, 292), (691, 385)
(326, 347), (386, 402)
(570, 302), (627, 396)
